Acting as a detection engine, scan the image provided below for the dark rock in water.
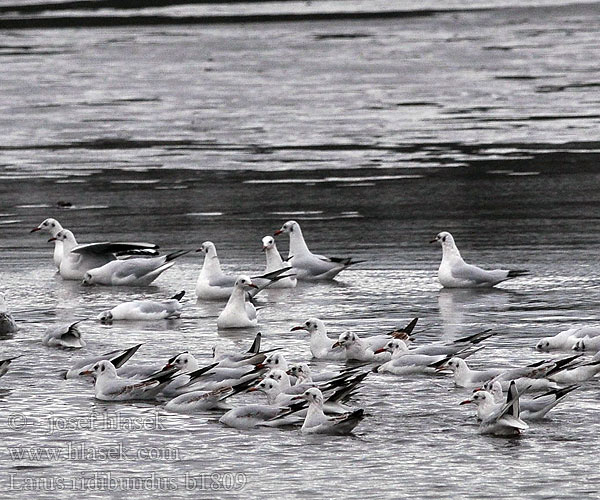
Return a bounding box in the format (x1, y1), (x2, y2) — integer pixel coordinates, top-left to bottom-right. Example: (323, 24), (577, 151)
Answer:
(56, 200), (72, 208)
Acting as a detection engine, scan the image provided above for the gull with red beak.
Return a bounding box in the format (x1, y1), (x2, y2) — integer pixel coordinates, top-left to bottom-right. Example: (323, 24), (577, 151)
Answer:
(332, 331), (391, 362)
(460, 381), (528, 436)
(82, 250), (189, 286)
(30, 218), (64, 269)
(373, 339), (450, 375)
(196, 240), (294, 299)
(290, 318), (345, 360)
(274, 220), (364, 281)
(482, 379), (579, 420)
(217, 275), (260, 329)
(79, 360), (178, 401)
(431, 231), (528, 288)
(292, 388), (365, 435)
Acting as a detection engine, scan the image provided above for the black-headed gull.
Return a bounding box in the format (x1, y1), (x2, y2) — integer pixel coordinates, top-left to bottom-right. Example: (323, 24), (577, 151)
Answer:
(164, 379), (257, 413)
(374, 339), (449, 375)
(440, 357), (558, 391)
(165, 353), (263, 392)
(483, 380), (578, 420)
(0, 293), (18, 335)
(64, 343), (142, 379)
(430, 231), (528, 288)
(30, 218), (64, 269)
(51, 228), (159, 280)
(195, 241), (239, 299)
(216, 275), (259, 329)
(0, 355), (21, 378)
(332, 331), (391, 362)
(82, 250), (189, 286)
(79, 360), (177, 401)
(196, 241), (292, 300)
(291, 318), (345, 360)
(219, 403), (302, 429)
(42, 320), (86, 348)
(460, 381), (528, 436)
(536, 326), (600, 351)
(97, 291), (185, 322)
(292, 388), (364, 434)
(548, 355), (600, 384)
(248, 370), (361, 415)
(572, 333), (600, 352)
(274, 220), (364, 280)
(261, 236), (296, 288)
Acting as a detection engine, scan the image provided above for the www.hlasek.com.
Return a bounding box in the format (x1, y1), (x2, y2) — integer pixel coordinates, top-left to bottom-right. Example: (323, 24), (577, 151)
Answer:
(7, 472), (248, 492)
(7, 443), (179, 462)
(7, 411), (165, 434)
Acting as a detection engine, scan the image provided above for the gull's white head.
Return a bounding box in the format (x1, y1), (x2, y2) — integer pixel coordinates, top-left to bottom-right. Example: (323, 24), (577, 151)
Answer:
(535, 337), (553, 351)
(197, 241), (218, 258)
(31, 218), (62, 235)
(250, 377), (279, 396)
(274, 220), (300, 236)
(97, 310), (113, 323)
(82, 271), (95, 286)
(262, 236), (276, 251)
(481, 380), (503, 399)
(460, 389), (493, 407)
(165, 352), (198, 373)
(234, 275), (258, 290)
(290, 318), (324, 335)
(333, 331), (359, 349)
(443, 357), (466, 373)
(430, 231), (455, 247)
(262, 352), (288, 371)
(298, 387), (324, 406)
(51, 229), (76, 244)
(572, 338), (587, 351)
(288, 363), (311, 379)
(375, 338), (408, 355)
(265, 368), (289, 386)
(79, 359), (117, 379)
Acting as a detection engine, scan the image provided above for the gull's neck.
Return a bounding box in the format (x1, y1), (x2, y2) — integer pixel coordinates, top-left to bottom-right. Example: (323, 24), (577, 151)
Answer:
(441, 240), (463, 262)
(201, 252), (223, 278)
(288, 226), (311, 257)
(264, 245), (284, 272)
(61, 234), (78, 255)
(391, 343), (409, 359)
(225, 285), (246, 309)
(303, 400), (326, 428)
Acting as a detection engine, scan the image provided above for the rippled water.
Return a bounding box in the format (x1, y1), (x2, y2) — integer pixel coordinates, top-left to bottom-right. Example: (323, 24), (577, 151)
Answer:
(1, 2), (600, 499)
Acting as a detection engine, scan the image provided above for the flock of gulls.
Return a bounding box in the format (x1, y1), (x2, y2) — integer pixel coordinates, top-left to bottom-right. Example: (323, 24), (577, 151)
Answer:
(1, 218), (599, 436)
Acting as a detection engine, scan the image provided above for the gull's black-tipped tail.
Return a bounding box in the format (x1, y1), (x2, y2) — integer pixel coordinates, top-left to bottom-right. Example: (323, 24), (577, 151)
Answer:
(171, 291), (185, 301)
(247, 332), (262, 354)
(110, 344), (143, 369)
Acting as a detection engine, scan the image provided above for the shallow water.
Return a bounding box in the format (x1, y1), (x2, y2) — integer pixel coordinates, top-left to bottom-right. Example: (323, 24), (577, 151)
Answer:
(1, 2), (600, 499)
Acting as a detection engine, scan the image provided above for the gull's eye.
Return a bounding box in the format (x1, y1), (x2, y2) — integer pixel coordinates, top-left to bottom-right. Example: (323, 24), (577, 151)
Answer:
(442, 236), (447, 242)
(101, 365), (105, 372)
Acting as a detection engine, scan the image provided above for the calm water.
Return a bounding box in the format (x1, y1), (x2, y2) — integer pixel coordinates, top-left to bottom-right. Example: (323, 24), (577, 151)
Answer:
(1, 1), (600, 498)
